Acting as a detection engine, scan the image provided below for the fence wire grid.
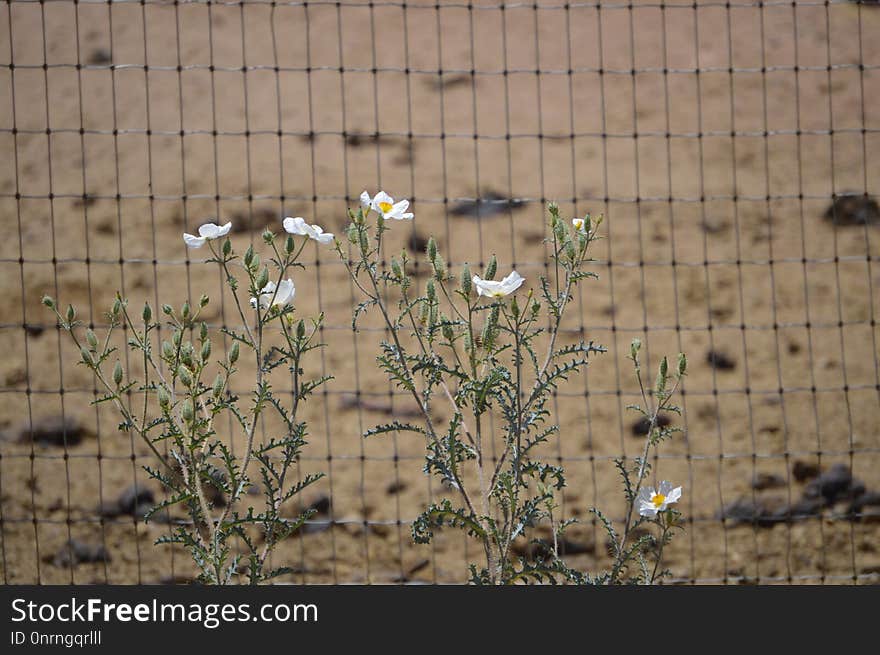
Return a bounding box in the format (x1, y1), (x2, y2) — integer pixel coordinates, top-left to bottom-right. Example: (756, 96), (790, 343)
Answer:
(1, 0), (879, 585)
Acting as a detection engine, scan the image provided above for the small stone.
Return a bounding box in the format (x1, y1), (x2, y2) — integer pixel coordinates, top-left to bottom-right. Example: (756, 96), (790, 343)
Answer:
(18, 415), (89, 447)
(706, 350), (736, 371)
(630, 413), (672, 437)
(50, 539), (111, 568)
(823, 193), (880, 226)
(803, 463), (856, 505)
(449, 191), (525, 220)
(752, 472), (786, 491)
(306, 495), (331, 516)
(386, 481), (408, 495)
(792, 460), (820, 483)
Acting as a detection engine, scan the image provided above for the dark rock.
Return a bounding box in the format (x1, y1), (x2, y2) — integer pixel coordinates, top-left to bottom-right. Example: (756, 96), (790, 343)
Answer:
(307, 495), (331, 516)
(803, 463), (856, 505)
(117, 484), (155, 515)
(775, 496), (824, 522)
(752, 472), (786, 491)
(18, 415), (89, 447)
(87, 48), (112, 65)
(24, 324), (45, 338)
(386, 481), (408, 495)
(630, 413), (671, 437)
(822, 193), (880, 226)
(851, 490), (880, 514)
(51, 539), (111, 568)
(718, 496), (790, 527)
(449, 191), (526, 219)
(792, 460), (820, 482)
(706, 350), (736, 371)
(407, 232), (429, 255)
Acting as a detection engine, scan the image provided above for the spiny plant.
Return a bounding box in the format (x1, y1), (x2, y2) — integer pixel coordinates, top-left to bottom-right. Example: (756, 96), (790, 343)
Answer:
(43, 220), (332, 584)
(341, 192), (687, 584)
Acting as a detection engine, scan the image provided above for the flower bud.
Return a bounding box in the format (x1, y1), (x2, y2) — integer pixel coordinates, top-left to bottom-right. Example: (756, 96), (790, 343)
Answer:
(199, 322), (208, 341)
(460, 264), (472, 295)
(41, 295), (55, 309)
(80, 347), (92, 366)
(181, 302), (190, 320)
(427, 236), (437, 263)
(111, 298), (122, 317)
(177, 366), (192, 387)
(391, 257), (402, 280)
(243, 244), (254, 267)
(485, 255), (497, 281)
(630, 338), (641, 360)
(212, 374), (224, 399)
(229, 341), (240, 364)
(162, 340), (174, 360)
(113, 361), (124, 386)
(286, 235), (295, 254)
(86, 329), (98, 349)
(442, 321), (454, 342)
(347, 223), (359, 244)
(660, 355), (668, 379)
(677, 352), (687, 376)
(250, 253), (261, 272)
(199, 294), (209, 309)
(262, 229), (274, 244)
(433, 254), (446, 280)
(296, 320), (306, 339)
(426, 279), (436, 303)
(256, 266), (270, 291)
(180, 342), (194, 367)
(66, 304), (76, 323)
(181, 399), (194, 423)
(162, 303), (173, 316)
(201, 340), (211, 361)
(142, 302), (151, 323)
(157, 386), (170, 408)
(172, 330), (182, 347)
(222, 238), (232, 257)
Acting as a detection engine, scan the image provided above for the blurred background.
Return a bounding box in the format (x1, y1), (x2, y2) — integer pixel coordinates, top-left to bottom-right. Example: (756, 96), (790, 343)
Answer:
(1, 0), (879, 584)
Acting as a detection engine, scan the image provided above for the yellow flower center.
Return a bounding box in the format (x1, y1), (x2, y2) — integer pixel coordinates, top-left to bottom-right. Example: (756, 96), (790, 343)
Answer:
(651, 493), (666, 508)
(573, 218), (584, 229)
(378, 201), (393, 214)
(492, 291), (505, 297)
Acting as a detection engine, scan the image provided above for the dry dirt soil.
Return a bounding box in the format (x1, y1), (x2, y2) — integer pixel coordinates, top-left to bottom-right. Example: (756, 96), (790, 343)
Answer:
(1, 0), (879, 584)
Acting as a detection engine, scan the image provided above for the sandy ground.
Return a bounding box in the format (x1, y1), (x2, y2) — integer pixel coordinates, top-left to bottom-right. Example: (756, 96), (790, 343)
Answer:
(0, 0), (879, 584)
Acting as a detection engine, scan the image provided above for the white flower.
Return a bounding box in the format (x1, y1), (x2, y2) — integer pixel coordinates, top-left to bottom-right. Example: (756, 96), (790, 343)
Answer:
(249, 279), (296, 310)
(572, 217), (588, 233)
(282, 216), (334, 244)
(471, 270), (525, 298)
(361, 190), (414, 221)
(637, 481), (682, 518)
(183, 221), (232, 249)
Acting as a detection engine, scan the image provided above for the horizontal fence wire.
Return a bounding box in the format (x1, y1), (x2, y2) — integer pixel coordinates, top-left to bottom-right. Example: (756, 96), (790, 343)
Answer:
(0, 0), (878, 585)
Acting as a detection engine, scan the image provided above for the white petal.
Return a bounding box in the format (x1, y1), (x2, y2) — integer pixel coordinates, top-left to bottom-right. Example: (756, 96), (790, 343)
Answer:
(371, 191), (394, 213)
(274, 278), (296, 306)
(198, 222), (221, 239)
(283, 216), (310, 236)
(657, 480), (673, 496)
(313, 230), (334, 244)
(360, 191), (372, 208)
(216, 222), (232, 237)
(183, 233), (206, 249)
(666, 486), (682, 504)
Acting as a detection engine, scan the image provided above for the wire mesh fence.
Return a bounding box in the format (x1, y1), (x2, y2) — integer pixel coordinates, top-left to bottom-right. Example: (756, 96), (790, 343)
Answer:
(1, 0), (878, 584)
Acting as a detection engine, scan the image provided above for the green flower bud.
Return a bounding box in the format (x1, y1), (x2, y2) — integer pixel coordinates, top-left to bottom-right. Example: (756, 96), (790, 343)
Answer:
(181, 302), (190, 320)
(201, 340), (211, 362)
(157, 386), (170, 408)
(250, 253), (261, 272)
(347, 223), (359, 245)
(256, 266), (270, 291)
(222, 238), (232, 257)
(442, 322), (454, 342)
(80, 347), (92, 366)
(86, 329), (98, 349)
(426, 279), (436, 303)
(510, 297), (519, 318)
(212, 374), (225, 399)
(181, 399), (194, 422)
(199, 322), (208, 341)
(630, 338), (641, 361)
(418, 300), (430, 325)
(427, 236), (437, 263)
(677, 352), (687, 376)
(262, 229), (274, 244)
(547, 201), (560, 217)
(461, 264), (472, 295)
(162, 303), (173, 316)
(41, 295), (55, 309)
(113, 361), (124, 386)
(199, 294), (209, 309)
(433, 254), (446, 280)
(485, 255), (497, 281)
(565, 238), (576, 262)
(111, 298), (122, 317)
(286, 235), (295, 254)
(391, 257), (403, 280)
(66, 304), (76, 323)
(660, 355), (668, 379)
(296, 320), (306, 339)
(172, 330), (182, 347)
(142, 302), (152, 323)
(180, 342), (194, 367)
(177, 366), (192, 387)
(162, 340), (175, 360)
(243, 244), (254, 267)
(229, 341), (240, 364)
